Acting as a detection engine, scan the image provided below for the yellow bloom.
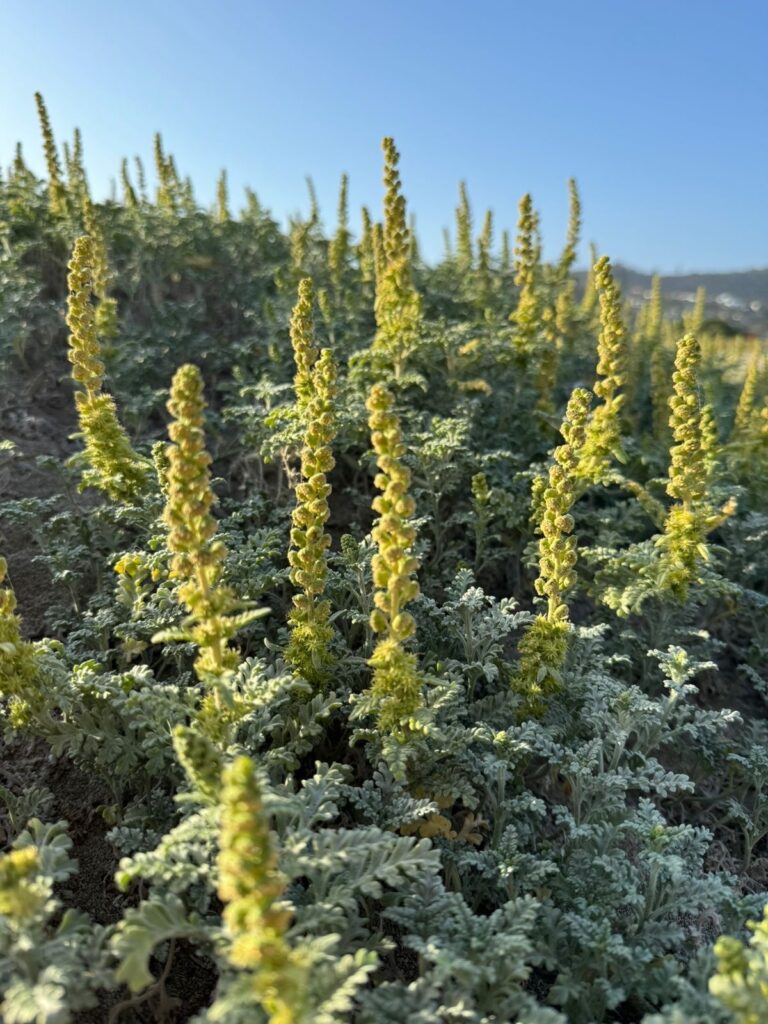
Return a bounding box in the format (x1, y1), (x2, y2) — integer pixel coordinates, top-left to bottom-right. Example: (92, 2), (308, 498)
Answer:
(364, 385), (424, 734)
(580, 255), (627, 483)
(66, 236), (148, 502)
(515, 387), (592, 707)
(218, 757), (307, 1024)
(286, 281), (338, 685)
(157, 364), (266, 686)
(371, 138), (422, 378)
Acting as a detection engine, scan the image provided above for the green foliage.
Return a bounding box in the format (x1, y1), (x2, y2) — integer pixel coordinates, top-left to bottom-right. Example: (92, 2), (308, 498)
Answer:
(0, 820), (111, 1022)
(1, 105), (767, 1024)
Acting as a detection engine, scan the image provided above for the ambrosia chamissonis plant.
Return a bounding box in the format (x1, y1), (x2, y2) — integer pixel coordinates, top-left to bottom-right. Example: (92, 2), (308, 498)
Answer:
(371, 137), (422, 378)
(709, 906), (768, 1023)
(218, 756), (308, 1024)
(657, 332), (735, 597)
(81, 192), (118, 338)
(557, 177), (581, 282)
(66, 235), (150, 502)
(285, 278), (338, 685)
(0, 557), (40, 725)
(154, 363), (266, 690)
(2, 102), (768, 1024)
(515, 386), (591, 705)
(580, 254), (628, 483)
(510, 192), (542, 354)
(34, 91), (66, 215)
(363, 384), (424, 735)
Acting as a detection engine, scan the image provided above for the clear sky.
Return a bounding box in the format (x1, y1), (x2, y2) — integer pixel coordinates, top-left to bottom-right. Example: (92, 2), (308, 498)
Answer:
(1, 0), (766, 272)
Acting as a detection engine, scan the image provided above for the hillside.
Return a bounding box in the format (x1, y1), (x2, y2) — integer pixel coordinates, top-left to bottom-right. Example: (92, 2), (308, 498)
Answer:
(2, 117), (768, 1024)
(577, 265), (768, 336)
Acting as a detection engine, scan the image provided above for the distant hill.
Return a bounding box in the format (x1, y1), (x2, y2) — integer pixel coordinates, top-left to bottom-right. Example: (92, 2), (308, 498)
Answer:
(575, 266), (768, 337)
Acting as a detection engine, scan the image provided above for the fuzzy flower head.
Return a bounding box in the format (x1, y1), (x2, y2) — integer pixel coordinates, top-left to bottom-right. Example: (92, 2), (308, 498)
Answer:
(372, 138), (422, 378)
(217, 757), (308, 1023)
(160, 364), (254, 682)
(286, 331), (338, 685)
(364, 384), (424, 734)
(290, 278), (320, 413)
(581, 255), (627, 483)
(515, 387), (591, 710)
(0, 557), (40, 716)
(65, 236), (148, 502)
(510, 193), (542, 352)
(0, 847), (42, 919)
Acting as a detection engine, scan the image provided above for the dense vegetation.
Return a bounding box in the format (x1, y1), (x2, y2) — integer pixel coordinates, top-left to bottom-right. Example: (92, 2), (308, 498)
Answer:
(1, 95), (768, 1023)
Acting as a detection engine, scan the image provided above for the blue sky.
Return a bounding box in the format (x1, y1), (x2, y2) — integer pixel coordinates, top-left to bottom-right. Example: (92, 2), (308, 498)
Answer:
(1, 1), (766, 272)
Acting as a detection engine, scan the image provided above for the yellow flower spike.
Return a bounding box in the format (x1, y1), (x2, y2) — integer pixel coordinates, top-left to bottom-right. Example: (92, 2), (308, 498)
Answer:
(157, 364), (267, 691)
(153, 132), (178, 213)
(120, 158), (139, 208)
(657, 333), (734, 597)
(732, 354), (759, 439)
(646, 274), (663, 344)
(557, 178), (581, 282)
(684, 285), (707, 333)
(455, 181), (473, 275)
(316, 288), (333, 331)
(650, 341), (672, 441)
(471, 472), (490, 508)
(580, 255), (627, 483)
(579, 242), (600, 321)
(510, 193), (542, 354)
(475, 209), (494, 316)
(218, 757), (308, 1024)
(0, 847), (42, 919)
(372, 138), (422, 379)
(286, 304), (338, 685)
(288, 223), (310, 284)
(82, 194), (118, 339)
(329, 173), (351, 304)
(163, 366), (235, 676)
(34, 92), (66, 216)
(358, 206), (376, 290)
(64, 127), (88, 208)
(364, 384), (424, 734)
(709, 905), (768, 1023)
(215, 169), (230, 223)
(666, 334), (706, 509)
(537, 303), (559, 417)
(515, 387), (592, 709)
(289, 279), (320, 414)
(171, 724), (224, 803)
(66, 236), (149, 503)
(114, 552), (153, 614)
(0, 557), (40, 717)
(500, 229), (512, 276)
(371, 220), (386, 286)
(66, 237), (104, 397)
(151, 440), (171, 495)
